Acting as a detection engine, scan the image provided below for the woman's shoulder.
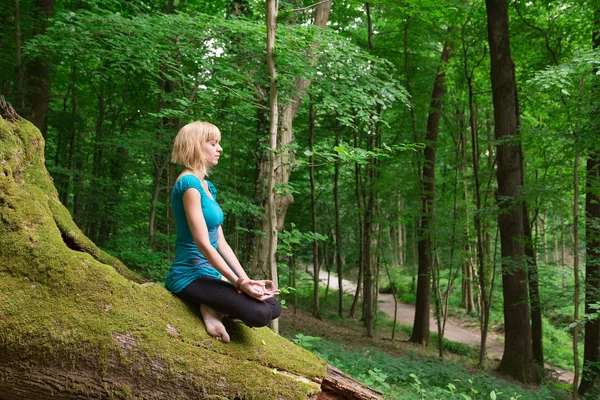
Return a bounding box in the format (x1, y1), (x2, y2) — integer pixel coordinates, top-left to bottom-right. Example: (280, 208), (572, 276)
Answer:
(174, 174), (202, 194)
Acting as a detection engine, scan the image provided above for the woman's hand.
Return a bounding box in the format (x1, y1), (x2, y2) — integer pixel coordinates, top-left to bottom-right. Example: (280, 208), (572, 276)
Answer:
(240, 279), (279, 301)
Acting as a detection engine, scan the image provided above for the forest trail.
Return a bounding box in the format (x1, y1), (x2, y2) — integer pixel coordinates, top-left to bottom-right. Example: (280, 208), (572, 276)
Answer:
(307, 266), (574, 384)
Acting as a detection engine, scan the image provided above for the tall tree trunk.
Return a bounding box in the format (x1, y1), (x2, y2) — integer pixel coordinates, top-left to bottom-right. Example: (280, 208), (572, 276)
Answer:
(410, 38), (453, 345)
(540, 215), (549, 263)
(573, 148), (581, 399)
(362, 1), (376, 338)
(579, 11), (600, 395)
(14, 0), (24, 112)
(553, 215), (559, 265)
(523, 201), (544, 368)
(334, 127), (344, 316)
(485, 0), (538, 383)
(148, 154), (170, 250)
(580, 141), (600, 395)
(309, 97), (320, 318)
(25, 0), (55, 131)
(249, 1), (332, 276)
(350, 159), (364, 320)
(265, 0), (279, 333)
(466, 48), (490, 366)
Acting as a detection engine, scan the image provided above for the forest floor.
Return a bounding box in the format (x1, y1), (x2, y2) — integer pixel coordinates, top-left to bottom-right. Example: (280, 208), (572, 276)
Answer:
(304, 266), (574, 385)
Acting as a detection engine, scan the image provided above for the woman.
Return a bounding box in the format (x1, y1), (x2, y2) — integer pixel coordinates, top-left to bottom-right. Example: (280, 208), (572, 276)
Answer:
(165, 121), (280, 342)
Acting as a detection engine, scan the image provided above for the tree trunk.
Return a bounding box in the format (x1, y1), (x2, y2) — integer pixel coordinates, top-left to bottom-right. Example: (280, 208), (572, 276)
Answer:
(350, 159), (364, 320)
(540, 215), (548, 263)
(465, 43), (490, 366)
(249, 1), (332, 276)
(579, 13), (600, 394)
(334, 127), (344, 316)
(523, 202), (544, 368)
(410, 38), (453, 345)
(485, 0), (538, 383)
(25, 0), (55, 130)
(309, 97), (320, 318)
(580, 144), (600, 395)
(573, 148), (581, 399)
(14, 0), (24, 112)
(149, 154), (170, 251)
(265, 0), (279, 333)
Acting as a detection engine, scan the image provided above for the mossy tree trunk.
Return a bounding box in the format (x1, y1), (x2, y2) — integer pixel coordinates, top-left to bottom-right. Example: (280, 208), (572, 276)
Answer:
(0, 107), (328, 399)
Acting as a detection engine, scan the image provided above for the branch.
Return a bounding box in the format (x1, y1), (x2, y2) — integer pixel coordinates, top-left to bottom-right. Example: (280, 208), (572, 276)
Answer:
(289, 0), (332, 13)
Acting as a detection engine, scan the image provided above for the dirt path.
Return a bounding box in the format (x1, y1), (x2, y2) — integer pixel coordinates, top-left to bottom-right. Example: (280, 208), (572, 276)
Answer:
(308, 266), (574, 384)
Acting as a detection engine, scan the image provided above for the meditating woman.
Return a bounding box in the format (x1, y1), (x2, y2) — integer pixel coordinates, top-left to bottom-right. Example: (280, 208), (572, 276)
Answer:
(165, 121), (280, 342)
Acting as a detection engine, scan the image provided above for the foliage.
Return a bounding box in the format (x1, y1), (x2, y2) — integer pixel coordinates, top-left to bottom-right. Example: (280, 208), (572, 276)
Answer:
(304, 338), (562, 399)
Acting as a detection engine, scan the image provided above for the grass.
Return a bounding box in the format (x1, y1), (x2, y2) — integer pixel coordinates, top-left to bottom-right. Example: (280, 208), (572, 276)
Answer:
(279, 270), (571, 399)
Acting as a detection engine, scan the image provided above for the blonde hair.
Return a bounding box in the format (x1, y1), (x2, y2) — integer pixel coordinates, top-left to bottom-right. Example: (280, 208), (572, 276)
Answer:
(172, 121), (221, 177)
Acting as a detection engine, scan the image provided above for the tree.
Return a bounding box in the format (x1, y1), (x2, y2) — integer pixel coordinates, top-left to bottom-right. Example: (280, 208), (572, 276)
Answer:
(484, 0), (538, 383)
(580, 8), (600, 395)
(410, 37), (454, 346)
(249, 0), (333, 277)
(265, 0), (280, 331)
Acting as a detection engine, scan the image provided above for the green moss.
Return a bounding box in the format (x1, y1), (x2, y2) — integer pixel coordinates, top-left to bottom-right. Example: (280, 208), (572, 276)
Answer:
(0, 116), (327, 398)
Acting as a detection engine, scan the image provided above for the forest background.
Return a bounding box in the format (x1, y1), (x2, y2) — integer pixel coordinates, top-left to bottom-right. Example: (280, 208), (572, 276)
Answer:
(2, 0), (600, 398)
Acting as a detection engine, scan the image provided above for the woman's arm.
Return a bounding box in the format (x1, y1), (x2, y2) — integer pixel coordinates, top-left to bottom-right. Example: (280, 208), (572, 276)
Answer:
(183, 188), (273, 299)
(216, 226), (248, 281)
(217, 227), (279, 296)
(184, 188), (238, 282)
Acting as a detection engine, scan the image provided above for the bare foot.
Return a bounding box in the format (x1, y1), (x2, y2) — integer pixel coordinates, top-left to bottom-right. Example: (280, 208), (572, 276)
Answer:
(200, 304), (230, 343)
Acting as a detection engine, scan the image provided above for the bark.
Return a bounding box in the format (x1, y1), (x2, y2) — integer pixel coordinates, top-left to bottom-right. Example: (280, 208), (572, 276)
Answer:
(0, 106), (347, 400)
(467, 60), (490, 367)
(410, 38), (453, 345)
(309, 98), (320, 318)
(350, 158), (364, 320)
(485, 0), (538, 383)
(14, 0), (24, 112)
(364, 131), (375, 338)
(579, 11), (600, 395)
(249, 1), (332, 276)
(573, 148), (581, 398)
(540, 215), (548, 263)
(523, 202), (544, 368)
(580, 147), (600, 395)
(148, 154), (170, 250)
(553, 215), (559, 265)
(25, 0), (55, 130)
(334, 127), (344, 316)
(266, 0), (280, 333)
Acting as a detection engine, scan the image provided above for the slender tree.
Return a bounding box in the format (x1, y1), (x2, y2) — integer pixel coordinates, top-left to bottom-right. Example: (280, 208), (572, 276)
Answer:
(410, 37), (453, 345)
(309, 96), (320, 318)
(266, 0), (279, 332)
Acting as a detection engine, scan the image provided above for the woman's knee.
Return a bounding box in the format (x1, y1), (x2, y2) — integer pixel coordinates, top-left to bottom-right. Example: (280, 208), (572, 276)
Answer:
(267, 298), (282, 319)
(245, 304), (274, 327)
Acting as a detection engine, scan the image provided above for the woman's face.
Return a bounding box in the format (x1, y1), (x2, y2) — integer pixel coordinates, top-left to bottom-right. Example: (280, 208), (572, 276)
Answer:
(203, 138), (223, 166)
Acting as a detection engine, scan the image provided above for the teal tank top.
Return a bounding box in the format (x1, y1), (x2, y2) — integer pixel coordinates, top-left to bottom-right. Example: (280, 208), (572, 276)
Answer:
(165, 174), (225, 293)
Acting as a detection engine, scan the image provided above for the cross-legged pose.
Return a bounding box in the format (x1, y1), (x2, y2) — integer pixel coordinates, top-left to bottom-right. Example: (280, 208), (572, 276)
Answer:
(165, 121), (280, 342)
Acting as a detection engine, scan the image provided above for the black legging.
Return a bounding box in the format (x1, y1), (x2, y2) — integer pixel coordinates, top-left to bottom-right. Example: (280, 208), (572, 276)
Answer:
(175, 277), (281, 327)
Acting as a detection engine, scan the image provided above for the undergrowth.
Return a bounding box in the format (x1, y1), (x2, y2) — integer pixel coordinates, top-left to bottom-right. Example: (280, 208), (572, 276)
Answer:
(281, 269), (570, 399)
(296, 336), (564, 399)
